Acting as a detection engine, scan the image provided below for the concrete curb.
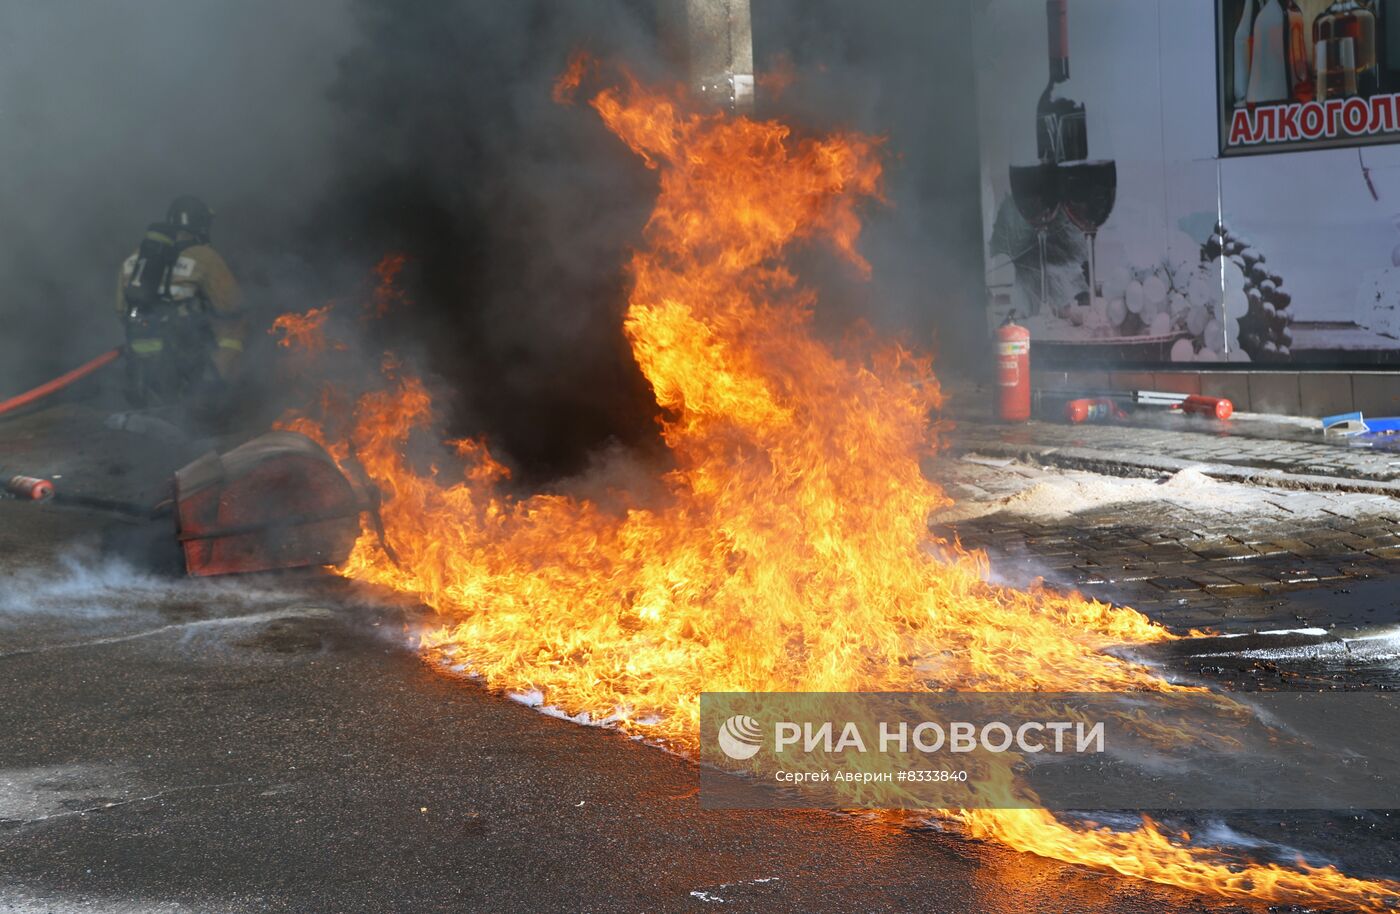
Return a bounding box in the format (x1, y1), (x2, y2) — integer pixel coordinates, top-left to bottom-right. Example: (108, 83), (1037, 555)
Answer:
(948, 440), (1400, 499)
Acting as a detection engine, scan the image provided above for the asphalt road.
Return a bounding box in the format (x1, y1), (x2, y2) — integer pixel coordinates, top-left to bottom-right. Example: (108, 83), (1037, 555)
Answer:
(0, 404), (1383, 914)
(0, 505), (1276, 914)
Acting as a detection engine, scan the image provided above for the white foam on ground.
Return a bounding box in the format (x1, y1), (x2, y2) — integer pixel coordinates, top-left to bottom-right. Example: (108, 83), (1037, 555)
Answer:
(508, 690), (544, 707)
(936, 461), (1379, 524)
(939, 466), (1246, 522)
(1208, 630), (1400, 664)
(689, 877), (781, 904)
(1216, 628), (1329, 638)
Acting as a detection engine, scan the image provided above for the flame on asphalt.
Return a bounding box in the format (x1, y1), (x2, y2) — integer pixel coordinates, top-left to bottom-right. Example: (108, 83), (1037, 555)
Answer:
(276, 58), (1399, 911)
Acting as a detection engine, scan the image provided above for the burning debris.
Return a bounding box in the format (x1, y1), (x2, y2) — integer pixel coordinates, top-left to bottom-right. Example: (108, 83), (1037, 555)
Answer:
(271, 305), (340, 356)
(369, 253), (411, 319)
(267, 62), (1399, 910)
(173, 431), (367, 577)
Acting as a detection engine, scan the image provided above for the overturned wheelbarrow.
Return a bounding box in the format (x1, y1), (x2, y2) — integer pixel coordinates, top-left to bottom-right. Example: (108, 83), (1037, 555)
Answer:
(174, 430), (372, 576)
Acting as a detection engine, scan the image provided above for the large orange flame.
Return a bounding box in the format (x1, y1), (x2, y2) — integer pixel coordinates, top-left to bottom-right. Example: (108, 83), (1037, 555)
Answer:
(293, 65), (1397, 911)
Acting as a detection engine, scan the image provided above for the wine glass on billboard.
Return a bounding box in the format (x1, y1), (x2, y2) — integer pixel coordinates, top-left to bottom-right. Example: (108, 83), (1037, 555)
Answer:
(1059, 160), (1117, 316)
(1008, 163), (1059, 314)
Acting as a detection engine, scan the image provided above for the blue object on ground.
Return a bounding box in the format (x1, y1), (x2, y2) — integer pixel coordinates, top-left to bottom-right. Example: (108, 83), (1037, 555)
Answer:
(1321, 411), (1400, 438)
(1323, 412), (1368, 436)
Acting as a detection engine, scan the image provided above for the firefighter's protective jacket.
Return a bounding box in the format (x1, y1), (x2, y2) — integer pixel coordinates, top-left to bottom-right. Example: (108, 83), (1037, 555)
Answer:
(116, 242), (245, 366)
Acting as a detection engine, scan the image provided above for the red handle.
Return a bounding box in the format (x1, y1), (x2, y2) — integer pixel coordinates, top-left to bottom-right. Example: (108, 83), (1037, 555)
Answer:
(1177, 395), (1234, 420)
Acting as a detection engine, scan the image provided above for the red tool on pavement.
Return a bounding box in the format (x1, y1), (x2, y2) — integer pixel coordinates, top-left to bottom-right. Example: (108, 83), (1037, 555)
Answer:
(1175, 394), (1234, 420)
(6, 475), (54, 500)
(1039, 387), (1234, 422)
(1131, 390), (1234, 420)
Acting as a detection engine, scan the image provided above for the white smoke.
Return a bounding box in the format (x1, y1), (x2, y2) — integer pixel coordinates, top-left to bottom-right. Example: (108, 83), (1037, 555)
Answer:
(0, 547), (298, 623)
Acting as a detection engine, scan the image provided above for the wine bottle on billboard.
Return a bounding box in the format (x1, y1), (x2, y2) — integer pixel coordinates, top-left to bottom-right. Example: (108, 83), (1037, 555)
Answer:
(1248, 0), (1290, 103)
(1316, 0), (1378, 95)
(1358, 0), (1379, 95)
(1285, 0), (1316, 100)
(1037, 0), (1088, 163)
(1234, 0), (1258, 105)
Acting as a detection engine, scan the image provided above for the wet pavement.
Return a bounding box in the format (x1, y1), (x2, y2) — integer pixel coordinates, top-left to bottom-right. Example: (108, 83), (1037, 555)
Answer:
(3, 401), (1400, 912)
(943, 490), (1400, 633)
(938, 406), (1400, 887)
(0, 515), (1264, 914)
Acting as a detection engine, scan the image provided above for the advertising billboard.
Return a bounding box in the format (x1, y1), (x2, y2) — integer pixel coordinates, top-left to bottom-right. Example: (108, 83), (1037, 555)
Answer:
(1219, 0), (1400, 156)
(976, 0), (1400, 367)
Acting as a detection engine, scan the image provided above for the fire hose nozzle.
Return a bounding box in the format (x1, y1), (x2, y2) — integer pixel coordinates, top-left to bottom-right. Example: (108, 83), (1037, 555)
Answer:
(7, 475), (55, 501)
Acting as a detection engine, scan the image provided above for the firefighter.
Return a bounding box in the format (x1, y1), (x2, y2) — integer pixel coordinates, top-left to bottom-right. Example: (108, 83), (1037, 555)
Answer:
(117, 195), (245, 409)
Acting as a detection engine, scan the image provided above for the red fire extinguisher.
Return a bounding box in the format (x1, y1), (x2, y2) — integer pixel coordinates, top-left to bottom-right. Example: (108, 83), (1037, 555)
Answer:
(1064, 397), (1127, 424)
(995, 319), (1031, 422)
(1177, 395), (1234, 420)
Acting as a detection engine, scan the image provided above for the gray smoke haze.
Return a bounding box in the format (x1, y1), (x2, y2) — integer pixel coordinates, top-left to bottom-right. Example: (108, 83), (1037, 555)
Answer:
(0, 0), (983, 479)
(753, 1), (985, 365)
(0, 1), (356, 390)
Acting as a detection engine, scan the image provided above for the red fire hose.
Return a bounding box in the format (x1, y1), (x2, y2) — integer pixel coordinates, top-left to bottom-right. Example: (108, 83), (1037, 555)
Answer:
(0, 347), (123, 419)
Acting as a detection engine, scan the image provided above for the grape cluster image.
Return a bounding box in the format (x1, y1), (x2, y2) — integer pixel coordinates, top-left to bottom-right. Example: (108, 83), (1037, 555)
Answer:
(1203, 223), (1294, 361)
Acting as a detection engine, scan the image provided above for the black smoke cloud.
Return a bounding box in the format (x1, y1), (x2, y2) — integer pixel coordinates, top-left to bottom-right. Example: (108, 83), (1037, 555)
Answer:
(318, 0), (984, 479)
(750, 0), (985, 366)
(310, 0), (669, 480)
(0, 1), (983, 480)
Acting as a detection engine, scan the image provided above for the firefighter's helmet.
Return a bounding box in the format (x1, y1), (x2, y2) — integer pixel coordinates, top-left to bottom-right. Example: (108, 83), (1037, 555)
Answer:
(166, 195), (214, 242)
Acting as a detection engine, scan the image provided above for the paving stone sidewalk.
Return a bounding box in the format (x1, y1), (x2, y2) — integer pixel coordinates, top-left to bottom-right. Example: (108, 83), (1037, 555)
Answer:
(944, 505), (1400, 635)
(927, 449), (1400, 642)
(945, 411), (1400, 490)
